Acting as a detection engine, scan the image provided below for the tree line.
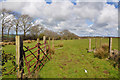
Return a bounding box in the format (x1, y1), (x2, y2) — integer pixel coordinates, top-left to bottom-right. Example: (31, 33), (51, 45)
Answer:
(0, 9), (79, 41)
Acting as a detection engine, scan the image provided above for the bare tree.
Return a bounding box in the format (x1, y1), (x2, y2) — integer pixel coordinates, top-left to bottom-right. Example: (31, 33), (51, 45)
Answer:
(14, 18), (20, 36)
(60, 29), (79, 40)
(30, 24), (43, 37)
(19, 15), (33, 38)
(6, 22), (13, 38)
(10, 11), (21, 36)
(43, 29), (60, 40)
(1, 9), (12, 41)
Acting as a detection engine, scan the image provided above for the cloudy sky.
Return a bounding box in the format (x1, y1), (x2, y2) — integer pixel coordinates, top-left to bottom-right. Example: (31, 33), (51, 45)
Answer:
(0, 0), (119, 37)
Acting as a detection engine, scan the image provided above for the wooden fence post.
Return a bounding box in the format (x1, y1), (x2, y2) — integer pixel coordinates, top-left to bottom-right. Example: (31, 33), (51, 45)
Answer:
(100, 38), (102, 47)
(43, 36), (46, 54)
(16, 36), (23, 78)
(37, 38), (39, 43)
(89, 38), (91, 52)
(52, 37), (54, 50)
(61, 37), (63, 44)
(95, 38), (97, 49)
(37, 38), (40, 62)
(49, 37), (50, 47)
(109, 37), (112, 56)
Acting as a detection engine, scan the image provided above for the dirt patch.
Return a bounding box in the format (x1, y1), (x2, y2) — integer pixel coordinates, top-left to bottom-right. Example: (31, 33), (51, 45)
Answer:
(62, 63), (67, 66)
(67, 59), (72, 62)
(90, 60), (94, 63)
(103, 70), (109, 74)
(74, 59), (80, 64)
(77, 59), (80, 62)
(59, 65), (63, 69)
(96, 66), (99, 69)
(59, 54), (68, 60)
(63, 77), (66, 79)
(93, 66), (99, 70)
(86, 62), (88, 64)
(75, 70), (78, 73)
(71, 54), (76, 56)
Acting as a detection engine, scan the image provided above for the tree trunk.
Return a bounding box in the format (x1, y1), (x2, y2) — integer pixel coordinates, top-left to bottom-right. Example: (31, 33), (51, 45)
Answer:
(7, 29), (10, 41)
(7, 28), (11, 41)
(16, 28), (18, 36)
(2, 24), (4, 42)
(24, 30), (26, 39)
(16, 26), (18, 36)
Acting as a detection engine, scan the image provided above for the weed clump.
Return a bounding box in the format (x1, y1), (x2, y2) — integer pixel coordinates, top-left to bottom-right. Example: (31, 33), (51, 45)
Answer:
(109, 49), (120, 68)
(47, 47), (55, 55)
(55, 43), (63, 47)
(23, 40), (31, 43)
(94, 43), (109, 59)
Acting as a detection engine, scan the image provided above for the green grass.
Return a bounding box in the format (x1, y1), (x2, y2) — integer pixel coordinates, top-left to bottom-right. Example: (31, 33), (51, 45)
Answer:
(2, 38), (119, 78)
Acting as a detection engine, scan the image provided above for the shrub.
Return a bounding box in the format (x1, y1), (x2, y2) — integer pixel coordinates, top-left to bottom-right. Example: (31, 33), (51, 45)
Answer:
(58, 43), (63, 47)
(94, 43), (109, 59)
(55, 43), (63, 47)
(31, 40), (35, 42)
(47, 47), (55, 55)
(2, 51), (15, 66)
(1, 42), (15, 45)
(23, 40), (31, 43)
(109, 49), (120, 68)
(3, 40), (9, 42)
(11, 42), (15, 45)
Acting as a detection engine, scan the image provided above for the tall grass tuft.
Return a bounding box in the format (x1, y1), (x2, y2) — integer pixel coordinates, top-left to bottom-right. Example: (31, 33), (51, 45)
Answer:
(54, 43), (63, 47)
(94, 43), (109, 59)
(47, 47), (55, 55)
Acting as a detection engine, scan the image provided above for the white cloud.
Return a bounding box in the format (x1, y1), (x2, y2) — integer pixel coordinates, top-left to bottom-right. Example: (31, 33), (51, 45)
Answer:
(96, 4), (118, 25)
(0, 1), (118, 36)
(2, 0), (119, 2)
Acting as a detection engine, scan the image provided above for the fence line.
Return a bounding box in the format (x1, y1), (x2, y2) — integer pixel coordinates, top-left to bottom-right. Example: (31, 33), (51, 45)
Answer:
(88, 37), (113, 53)
(15, 36), (51, 78)
(3, 36), (114, 78)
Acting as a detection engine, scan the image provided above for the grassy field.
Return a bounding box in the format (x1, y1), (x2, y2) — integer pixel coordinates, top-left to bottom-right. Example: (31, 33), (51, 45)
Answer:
(2, 38), (119, 78)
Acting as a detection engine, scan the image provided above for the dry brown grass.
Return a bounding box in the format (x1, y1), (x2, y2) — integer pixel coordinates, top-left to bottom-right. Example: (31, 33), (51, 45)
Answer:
(23, 40), (31, 43)
(94, 43), (109, 59)
(31, 40), (35, 42)
(47, 47), (55, 55)
(55, 43), (63, 47)
(0, 42), (15, 46)
(109, 49), (120, 68)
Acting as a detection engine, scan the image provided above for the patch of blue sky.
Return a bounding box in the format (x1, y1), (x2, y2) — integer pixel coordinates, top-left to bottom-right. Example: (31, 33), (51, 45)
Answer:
(9, 11), (21, 19)
(70, 0), (77, 5)
(86, 19), (93, 27)
(0, 0), (3, 2)
(107, 0), (119, 8)
(0, 0), (6, 2)
(45, 0), (52, 4)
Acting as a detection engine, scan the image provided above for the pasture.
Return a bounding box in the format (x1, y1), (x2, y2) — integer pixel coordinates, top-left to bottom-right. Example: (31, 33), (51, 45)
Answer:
(2, 37), (119, 78)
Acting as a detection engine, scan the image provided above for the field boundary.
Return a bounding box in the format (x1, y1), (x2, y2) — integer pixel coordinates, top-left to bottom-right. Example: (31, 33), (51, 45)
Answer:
(15, 36), (51, 78)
